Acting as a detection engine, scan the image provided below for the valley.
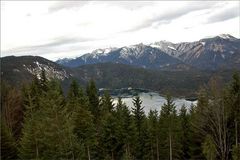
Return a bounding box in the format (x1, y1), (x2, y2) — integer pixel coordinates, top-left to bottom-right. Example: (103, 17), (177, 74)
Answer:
(1, 1), (240, 159)
(2, 34), (240, 97)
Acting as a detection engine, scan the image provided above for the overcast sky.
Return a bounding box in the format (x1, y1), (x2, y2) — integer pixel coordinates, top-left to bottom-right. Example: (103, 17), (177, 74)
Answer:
(1, 1), (239, 60)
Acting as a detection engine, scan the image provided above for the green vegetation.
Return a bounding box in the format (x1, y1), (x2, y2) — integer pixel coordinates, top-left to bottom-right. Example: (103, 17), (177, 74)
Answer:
(2, 55), (238, 98)
(1, 70), (240, 159)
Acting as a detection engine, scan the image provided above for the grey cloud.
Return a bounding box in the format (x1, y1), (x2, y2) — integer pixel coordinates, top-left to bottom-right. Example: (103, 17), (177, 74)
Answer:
(2, 36), (97, 56)
(122, 2), (219, 33)
(37, 36), (91, 48)
(104, 1), (157, 10)
(48, 1), (89, 13)
(206, 6), (239, 24)
(48, 1), (156, 13)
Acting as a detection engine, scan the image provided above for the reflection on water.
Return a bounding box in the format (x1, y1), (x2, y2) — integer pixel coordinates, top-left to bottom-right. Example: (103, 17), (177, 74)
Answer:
(112, 92), (197, 114)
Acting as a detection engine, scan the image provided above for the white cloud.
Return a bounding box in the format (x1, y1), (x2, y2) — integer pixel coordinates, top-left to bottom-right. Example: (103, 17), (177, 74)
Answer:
(1, 1), (239, 60)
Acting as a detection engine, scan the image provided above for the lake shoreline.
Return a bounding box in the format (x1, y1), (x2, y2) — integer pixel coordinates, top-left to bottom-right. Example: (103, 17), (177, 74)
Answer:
(99, 87), (198, 102)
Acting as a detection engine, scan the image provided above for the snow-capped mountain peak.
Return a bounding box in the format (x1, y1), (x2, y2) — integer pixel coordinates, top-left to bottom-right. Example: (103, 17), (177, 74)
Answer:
(91, 47), (118, 56)
(149, 41), (180, 57)
(202, 34), (237, 41)
(120, 43), (148, 59)
(56, 34), (239, 70)
(218, 34), (235, 39)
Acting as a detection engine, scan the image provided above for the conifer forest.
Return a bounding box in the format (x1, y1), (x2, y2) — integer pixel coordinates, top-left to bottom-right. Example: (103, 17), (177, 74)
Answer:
(1, 70), (240, 160)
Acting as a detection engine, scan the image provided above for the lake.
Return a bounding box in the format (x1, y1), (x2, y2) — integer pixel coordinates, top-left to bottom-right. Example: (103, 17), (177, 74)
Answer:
(111, 91), (197, 114)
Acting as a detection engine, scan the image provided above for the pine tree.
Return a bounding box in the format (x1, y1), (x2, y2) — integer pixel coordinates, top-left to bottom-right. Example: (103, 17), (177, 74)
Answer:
(22, 77), (41, 115)
(225, 73), (240, 157)
(98, 90), (119, 159)
(194, 79), (231, 160)
(101, 112), (119, 160)
(131, 96), (145, 159)
(202, 134), (217, 160)
(159, 95), (181, 160)
(141, 116), (152, 160)
(115, 97), (135, 159)
(19, 80), (82, 159)
(18, 108), (43, 159)
(100, 91), (114, 113)
(1, 82), (23, 139)
(147, 110), (160, 160)
(232, 144), (240, 160)
(67, 80), (96, 160)
(179, 105), (191, 159)
(73, 106), (96, 160)
(86, 80), (100, 123)
(67, 79), (80, 98)
(189, 89), (206, 159)
(39, 68), (48, 92)
(1, 120), (18, 160)
(66, 79), (89, 113)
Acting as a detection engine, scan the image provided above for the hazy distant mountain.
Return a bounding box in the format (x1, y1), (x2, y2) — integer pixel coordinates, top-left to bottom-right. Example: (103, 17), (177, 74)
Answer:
(150, 34), (240, 70)
(57, 34), (240, 70)
(57, 44), (183, 69)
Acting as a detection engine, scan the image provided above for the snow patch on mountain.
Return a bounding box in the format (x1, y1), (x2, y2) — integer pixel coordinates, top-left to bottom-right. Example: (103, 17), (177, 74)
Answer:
(168, 46), (176, 51)
(201, 42), (205, 46)
(221, 54), (225, 59)
(150, 44), (161, 49)
(24, 61), (70, 80)
(92, 47), (118, 56)
(120, 44), (146, 59)
(213, 54), (216, 62)
(55, 33), (239, 70)
(218, 34), (232, 39)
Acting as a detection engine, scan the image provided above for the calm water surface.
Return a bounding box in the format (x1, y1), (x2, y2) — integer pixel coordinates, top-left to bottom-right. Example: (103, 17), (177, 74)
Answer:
(112, 92), (197, 114)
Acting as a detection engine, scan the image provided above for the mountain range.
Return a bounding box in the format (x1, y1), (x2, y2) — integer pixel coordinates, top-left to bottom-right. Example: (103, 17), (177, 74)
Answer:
(1, 34), (240, 97)
(57, 34), (240, 70)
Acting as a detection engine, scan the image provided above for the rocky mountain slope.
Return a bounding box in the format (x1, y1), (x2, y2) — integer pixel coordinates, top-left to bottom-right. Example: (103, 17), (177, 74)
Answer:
(57, 34), (240, 70)
(1, 56), (73, 86)
(57, 44), (184, 69)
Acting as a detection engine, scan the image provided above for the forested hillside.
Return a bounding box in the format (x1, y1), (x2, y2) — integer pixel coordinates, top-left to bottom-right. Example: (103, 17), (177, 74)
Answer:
(2, 56), (238, 98)
(1, 70), (240, 160)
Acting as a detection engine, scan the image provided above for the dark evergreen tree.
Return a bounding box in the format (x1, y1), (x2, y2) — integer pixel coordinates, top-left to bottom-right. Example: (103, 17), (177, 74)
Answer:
(67, 79), (80, 98)
(1, 121), (18, 160)
(97, 90), (119, 159)
(39, 68), (48, 91)
(189, 88), (207, 159)
(19, 80), (83, 159)
(202, 134), (217, 160)
(147, 110), (160, 160)
(159, 95), (182, 160)
(100, 91), (114, 113)
(131, 96), (145, 159)
(3, 66), (240, 160)
(225, 72), (240, 159)
(179, 105), (191, 159)
(66, 79), (89, 113)
(101, 112), (119, 160)
(1, 82), (23, 139)
(73, 106), (96, 160)
(115, 97), (135, 159)
(86, 80), (100, 123)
